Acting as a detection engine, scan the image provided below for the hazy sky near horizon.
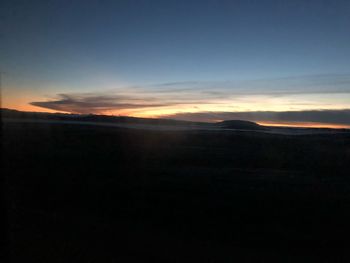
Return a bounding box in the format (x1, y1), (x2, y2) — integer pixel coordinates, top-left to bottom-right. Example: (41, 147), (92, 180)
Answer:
(1, 0), (350, 126)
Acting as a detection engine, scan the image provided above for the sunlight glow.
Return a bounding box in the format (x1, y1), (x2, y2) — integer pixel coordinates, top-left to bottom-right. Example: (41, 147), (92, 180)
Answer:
(257, 121), (350, 129)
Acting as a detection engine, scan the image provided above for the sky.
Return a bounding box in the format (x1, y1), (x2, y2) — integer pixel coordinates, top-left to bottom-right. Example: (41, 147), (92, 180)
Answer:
(1, 0), (350, 127)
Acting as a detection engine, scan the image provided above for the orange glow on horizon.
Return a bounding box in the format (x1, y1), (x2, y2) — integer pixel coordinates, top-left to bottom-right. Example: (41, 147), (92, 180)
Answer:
(257, 121), (350, 129)
(3, 105), (349, 130)
(2, 104), (67, 114)
(2, 104), (349, 129)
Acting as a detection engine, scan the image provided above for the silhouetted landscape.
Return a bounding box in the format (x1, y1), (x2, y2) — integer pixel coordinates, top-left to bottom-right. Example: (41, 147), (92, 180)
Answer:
(3, 0), (350, 261)
(2, 109), (350, 262)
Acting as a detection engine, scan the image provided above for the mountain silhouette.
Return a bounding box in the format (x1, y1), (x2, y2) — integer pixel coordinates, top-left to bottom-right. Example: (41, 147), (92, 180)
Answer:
(217, 120), (265, 130)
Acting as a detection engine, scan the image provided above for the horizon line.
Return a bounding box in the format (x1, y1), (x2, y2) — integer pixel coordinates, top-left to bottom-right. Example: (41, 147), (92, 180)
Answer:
(2, 107), (350, 130)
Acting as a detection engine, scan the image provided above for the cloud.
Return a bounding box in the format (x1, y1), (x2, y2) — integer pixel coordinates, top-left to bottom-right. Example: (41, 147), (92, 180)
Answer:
(163, 109), (350, 125)
(153, 81), (200, 87)
(30, 93), (170, 114)
(30, 73), (350, 118)
(151, 73), (350, 96)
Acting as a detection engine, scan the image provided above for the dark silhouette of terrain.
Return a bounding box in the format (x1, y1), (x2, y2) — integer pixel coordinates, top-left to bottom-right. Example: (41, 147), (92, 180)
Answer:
(2, 108), (350, 262)
(218, 120), (266, 130)
(1, 108), (204, 126)
(3, 108), (349, 134)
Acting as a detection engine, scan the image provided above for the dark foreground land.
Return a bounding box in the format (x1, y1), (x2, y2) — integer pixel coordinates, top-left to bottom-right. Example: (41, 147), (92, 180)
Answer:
(2, 120), (350, 262)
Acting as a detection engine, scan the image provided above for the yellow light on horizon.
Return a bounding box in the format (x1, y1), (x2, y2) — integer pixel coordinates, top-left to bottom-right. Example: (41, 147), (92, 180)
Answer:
(257, 121), (350, 129)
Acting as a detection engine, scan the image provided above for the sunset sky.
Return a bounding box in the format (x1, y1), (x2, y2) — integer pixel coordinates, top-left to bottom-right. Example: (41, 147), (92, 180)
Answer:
(1, 0), (350, 127)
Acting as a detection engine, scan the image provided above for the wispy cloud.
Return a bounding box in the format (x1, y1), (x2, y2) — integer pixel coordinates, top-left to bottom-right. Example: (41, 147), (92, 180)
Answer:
(30, 73), (350, 120)
(151, 73), (350, 96)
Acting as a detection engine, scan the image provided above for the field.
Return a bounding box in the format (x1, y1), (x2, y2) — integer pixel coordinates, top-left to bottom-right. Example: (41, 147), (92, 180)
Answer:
(3, 119), (350, 262)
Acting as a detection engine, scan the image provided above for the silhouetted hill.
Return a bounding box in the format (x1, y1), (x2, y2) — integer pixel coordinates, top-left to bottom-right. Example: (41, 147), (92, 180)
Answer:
(217, 120), (266, 130)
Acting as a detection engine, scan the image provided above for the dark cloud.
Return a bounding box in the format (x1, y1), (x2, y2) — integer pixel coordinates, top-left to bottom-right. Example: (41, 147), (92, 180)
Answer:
(163, 110), (350, 125)
(30, 93), (170, 114)
(30, 90), (220, 113)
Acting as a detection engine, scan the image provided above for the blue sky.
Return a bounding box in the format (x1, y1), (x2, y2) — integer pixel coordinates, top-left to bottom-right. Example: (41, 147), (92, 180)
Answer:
(1, 0), (350, 126)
